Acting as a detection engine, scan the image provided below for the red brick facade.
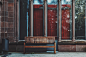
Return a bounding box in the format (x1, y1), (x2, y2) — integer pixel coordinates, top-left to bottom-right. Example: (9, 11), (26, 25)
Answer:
(0, 0), (17, 43)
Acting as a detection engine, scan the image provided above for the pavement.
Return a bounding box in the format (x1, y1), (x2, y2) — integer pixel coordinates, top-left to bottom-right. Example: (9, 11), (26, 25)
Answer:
(0, 52), (86, 57)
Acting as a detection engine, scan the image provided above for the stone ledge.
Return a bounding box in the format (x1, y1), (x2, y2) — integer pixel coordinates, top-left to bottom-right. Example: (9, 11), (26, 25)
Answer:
(58, 41), (86, 45)
(0, 41), (86, 45)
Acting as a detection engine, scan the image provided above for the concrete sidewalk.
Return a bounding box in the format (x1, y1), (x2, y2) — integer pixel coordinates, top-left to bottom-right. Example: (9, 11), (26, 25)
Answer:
(0, 52), (86, 57)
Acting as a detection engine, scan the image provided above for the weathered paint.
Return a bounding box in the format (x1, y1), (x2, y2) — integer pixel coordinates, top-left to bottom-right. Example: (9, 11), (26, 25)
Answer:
(33, 5), (43, 36)
(61, 4), (71, 39)
(47, 5), (57, 36)
(62, 9), (70, 39)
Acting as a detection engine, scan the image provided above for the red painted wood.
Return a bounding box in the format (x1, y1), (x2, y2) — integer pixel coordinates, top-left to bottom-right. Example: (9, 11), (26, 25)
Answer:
(30, 5), (70, 39)
(47, 5), (57, 36)
(62, 4), (71, 8)
(48, 5), (57, 8)
(33, 5), (43, 8)
(33, 5), (43, 36)
(62, 9), (70, 39)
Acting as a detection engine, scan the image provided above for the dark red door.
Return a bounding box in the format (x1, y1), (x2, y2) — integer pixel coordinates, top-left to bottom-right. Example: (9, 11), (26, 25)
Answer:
(33, 5), (43, 36)
(62, 4), (71, 39)
(47, 5), (57, 36)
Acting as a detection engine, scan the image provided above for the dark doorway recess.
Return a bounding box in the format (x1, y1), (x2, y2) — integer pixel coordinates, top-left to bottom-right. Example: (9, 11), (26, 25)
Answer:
(20, 0), (28, 40)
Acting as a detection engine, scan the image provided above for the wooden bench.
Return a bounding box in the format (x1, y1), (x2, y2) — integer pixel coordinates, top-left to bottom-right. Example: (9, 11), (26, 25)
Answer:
(24, 36), (56, 54)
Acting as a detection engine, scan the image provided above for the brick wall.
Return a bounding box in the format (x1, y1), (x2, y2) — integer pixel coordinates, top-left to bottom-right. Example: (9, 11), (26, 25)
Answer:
(0, 0), (17, 43)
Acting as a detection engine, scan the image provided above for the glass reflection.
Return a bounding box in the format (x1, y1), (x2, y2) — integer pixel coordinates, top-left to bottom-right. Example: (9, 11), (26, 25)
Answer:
(75, 0), (85, 40)
(47, 0), (57, 4)
(62, 0), (71, 4)
(33, 0), (43, 4)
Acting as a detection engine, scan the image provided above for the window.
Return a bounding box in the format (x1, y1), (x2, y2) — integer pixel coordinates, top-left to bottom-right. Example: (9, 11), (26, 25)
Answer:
(61, 0), (72, 39)
(33, 0), (43, 4)
(19, 0), (86, 41)
(33, 0), (43, 36)
(20, 0), (29, 40)
(47, 0), (58, 36)
(75, 0), (85, 40)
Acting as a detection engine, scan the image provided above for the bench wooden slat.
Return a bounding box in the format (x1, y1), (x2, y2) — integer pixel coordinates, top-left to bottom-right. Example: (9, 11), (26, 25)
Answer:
(25, 36), (55, 43)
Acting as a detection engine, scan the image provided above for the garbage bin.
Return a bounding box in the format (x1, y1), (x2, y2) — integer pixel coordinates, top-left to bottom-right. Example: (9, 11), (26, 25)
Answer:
(2, 38), (9, 52)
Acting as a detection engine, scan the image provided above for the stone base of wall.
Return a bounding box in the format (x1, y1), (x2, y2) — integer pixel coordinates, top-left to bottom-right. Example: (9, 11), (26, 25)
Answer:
(9, 45), (47, 52)
(58, 45), (76, 52)
(58, 41), (86, 52)
(1, 41), (86, 52)
(0, 43), (47, 52)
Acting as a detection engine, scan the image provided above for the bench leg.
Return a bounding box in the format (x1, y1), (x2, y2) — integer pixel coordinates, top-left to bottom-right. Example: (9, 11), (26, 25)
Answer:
(24, 42), (25, 54)
(54, 42), (56, 54)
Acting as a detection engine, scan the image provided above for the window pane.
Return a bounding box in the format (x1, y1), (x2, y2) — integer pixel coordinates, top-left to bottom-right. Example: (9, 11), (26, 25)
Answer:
(61, 0), (72, 39)
(47, 0), (57, 4)
(33, 0), (43, 4)
(75, 0), (85, 40)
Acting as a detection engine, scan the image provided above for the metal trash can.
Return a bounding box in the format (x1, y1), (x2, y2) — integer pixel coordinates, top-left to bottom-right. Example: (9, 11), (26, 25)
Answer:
(2, 38), (9, 52)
